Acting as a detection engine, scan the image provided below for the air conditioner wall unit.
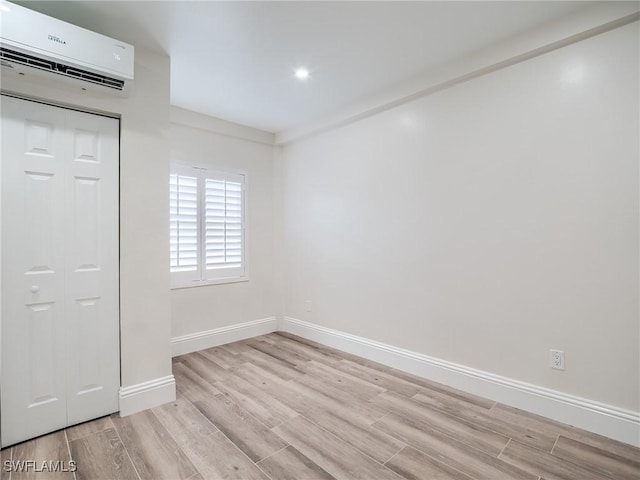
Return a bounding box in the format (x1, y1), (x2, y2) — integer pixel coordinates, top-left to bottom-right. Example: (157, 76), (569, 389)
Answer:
(0, 1), (134, 95)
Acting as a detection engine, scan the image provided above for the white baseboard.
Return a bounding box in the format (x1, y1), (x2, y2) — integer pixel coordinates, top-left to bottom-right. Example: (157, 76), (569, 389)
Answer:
(171, 317), (277, 357)
(119, 375), (176, 417)
(282, 316), (640, 447)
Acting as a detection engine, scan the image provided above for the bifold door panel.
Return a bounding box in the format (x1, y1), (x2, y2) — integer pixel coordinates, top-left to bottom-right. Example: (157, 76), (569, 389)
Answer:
(1, 96), (120, 447)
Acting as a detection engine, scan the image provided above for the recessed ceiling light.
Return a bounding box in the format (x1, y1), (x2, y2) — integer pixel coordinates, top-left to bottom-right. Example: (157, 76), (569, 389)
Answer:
(294, 67), (310, 80)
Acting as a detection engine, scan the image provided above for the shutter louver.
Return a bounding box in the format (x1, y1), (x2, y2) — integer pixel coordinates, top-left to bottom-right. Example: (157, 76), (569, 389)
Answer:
(170, 173), (199, 272)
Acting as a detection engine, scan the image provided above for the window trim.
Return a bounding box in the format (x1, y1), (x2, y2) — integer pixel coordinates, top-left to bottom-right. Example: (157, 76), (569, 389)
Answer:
(170, 164), (248, 289)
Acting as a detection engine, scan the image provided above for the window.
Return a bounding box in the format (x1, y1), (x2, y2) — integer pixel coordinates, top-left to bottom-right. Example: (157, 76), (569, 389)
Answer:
(170, 165), (246, 287)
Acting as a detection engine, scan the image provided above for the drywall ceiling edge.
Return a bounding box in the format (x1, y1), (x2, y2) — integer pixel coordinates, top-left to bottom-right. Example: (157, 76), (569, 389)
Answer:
(275, 2), (640, 145)
(171, 106), (276, 146)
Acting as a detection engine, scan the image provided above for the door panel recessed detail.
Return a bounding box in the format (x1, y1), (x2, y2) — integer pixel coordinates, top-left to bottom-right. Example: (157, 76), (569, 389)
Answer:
(27, 302), (57, 408)
(24, 172), (56, 275)
(74, 129), (100, 163)
(73, 176), (101, 270)
(25, 121), (54, 157)
(75, 297), (101, 394)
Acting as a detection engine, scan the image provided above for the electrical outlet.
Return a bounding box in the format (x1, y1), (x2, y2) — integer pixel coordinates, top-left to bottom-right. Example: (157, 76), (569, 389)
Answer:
(550, 349), (565, 370)
(304, 300), (312, 312)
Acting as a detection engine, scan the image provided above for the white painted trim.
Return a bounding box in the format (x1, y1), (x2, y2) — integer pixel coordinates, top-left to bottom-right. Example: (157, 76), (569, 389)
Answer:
(171, 317), (277, 357)
(170, 106), (275, 145)
(281, 317), (640, 447)
(119, 375), (176, 417)
(276, 5), (640, 144)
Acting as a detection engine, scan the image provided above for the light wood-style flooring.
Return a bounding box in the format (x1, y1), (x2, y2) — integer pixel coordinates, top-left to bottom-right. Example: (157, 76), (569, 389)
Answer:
(2, 332), (639, 479)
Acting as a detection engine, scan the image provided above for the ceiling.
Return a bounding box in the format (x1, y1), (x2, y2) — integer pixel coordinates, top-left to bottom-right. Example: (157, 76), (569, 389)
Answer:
(17, 1), (592, 133)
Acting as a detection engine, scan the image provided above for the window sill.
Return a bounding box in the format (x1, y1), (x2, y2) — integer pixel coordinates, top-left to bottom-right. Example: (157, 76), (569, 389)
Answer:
(171, 276), (249, 290)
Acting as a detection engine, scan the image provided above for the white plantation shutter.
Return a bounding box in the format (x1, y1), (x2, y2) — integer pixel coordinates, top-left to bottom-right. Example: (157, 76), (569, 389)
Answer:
(170, 166), (245, 287)
(170, 171), (200, 284)
(203, 173), (245, 280)
(169, 173), (199, 271)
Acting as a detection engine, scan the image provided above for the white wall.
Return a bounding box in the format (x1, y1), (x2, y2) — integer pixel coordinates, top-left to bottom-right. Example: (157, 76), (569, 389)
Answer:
(169, 108), (277, 338)
(1, 47), (173, 391)
(3, 3), (635, 440)
(281, 22), (639, 412)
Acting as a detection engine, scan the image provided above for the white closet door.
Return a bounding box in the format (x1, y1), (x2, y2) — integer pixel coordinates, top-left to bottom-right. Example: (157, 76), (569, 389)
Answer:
(1, 96), (68, 446)
(64, 109), (120, 426)
(1, 96), (120, 447)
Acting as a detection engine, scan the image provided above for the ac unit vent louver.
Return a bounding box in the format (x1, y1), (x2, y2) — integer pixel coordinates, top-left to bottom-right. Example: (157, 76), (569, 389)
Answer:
(0, 47), (125, 91)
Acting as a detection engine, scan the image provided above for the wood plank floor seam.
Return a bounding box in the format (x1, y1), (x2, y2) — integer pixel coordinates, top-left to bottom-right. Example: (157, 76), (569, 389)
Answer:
(211, 425), (278, 480)
(295, 412), (409, 478)
(112, 420), (142, 480)
(387, 444), (477, 480)
(550, 435), (640, 480)
(254, 444), (291, 465)
(498, 437), (512, 458)
(250, 450), (278, 480)
(178, 377), (280, 479)
(212, 390), (280, 432)
(62, 430), (77, 480)
(383, 443), (407, 465)
(2, 332), (639, 480)
(382, 448), (403, 467)
(404, 390), (556, 454)
(191, 415), (273, 479)
(3, 446), (12, 480)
